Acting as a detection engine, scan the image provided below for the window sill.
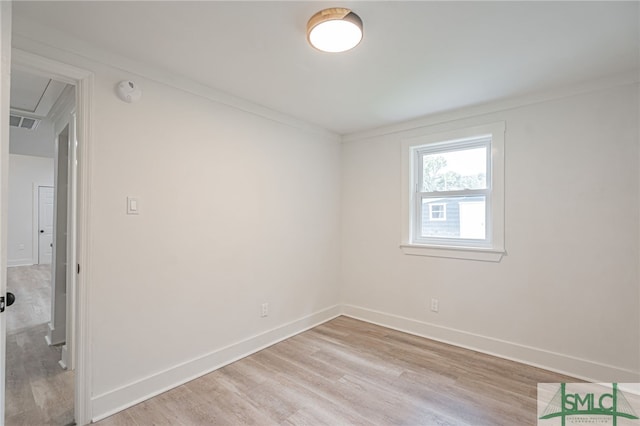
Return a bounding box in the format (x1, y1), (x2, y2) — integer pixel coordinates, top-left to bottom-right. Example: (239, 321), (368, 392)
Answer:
(400, 244), (505, 262)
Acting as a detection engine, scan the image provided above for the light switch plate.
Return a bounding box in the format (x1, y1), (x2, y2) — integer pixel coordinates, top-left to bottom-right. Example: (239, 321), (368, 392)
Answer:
(127, 196), (139, 215)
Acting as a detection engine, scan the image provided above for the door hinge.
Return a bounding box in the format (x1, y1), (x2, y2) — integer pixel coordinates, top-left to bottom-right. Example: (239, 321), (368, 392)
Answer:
(0, 296), (4, 313)
(77, 264), (80, 274)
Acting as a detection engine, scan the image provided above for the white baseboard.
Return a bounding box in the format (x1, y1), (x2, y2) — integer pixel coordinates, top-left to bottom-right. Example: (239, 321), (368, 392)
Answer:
(91, 305), (342, 422)
(46, 321), (65, 346)
(342, 304), (640, 383)
(91, 303), (638, 422)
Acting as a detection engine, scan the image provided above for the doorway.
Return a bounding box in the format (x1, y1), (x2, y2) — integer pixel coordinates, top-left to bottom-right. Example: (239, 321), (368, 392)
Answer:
(3, 48), (93, 426)
(6, 70), (76, 423)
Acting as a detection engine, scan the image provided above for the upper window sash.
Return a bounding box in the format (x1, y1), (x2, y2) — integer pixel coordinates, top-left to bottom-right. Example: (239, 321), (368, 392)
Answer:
(414, 138), (491, 196)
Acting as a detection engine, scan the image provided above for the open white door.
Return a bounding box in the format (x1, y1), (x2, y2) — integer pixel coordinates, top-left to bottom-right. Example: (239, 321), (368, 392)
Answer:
(38, 186), (54, 265)
(0, 2), (11, 424)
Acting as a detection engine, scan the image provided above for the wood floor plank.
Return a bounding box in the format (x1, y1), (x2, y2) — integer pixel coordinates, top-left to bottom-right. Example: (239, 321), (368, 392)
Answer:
(99, 315), (580, 425)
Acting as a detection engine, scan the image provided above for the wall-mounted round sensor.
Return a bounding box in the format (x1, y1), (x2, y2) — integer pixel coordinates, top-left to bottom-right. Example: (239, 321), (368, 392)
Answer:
(116, 80), (142, 103)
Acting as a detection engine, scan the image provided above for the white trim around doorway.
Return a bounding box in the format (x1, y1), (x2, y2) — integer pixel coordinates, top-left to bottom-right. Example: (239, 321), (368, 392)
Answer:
(11, 48), (94, 426)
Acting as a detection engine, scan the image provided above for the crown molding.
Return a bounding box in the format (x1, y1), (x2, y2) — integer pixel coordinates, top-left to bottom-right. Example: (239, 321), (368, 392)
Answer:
(343, 71), (639, 143)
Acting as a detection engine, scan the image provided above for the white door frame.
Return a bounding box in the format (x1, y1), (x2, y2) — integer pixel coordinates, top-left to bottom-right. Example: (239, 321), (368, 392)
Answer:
(10, 49), (93, 425)
(0, 2), (12, 423)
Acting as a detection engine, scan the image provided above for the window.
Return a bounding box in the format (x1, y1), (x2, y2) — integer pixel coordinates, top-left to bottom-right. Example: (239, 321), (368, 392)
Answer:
(401, 122), (505, 261)
(428, 203), (446, 221)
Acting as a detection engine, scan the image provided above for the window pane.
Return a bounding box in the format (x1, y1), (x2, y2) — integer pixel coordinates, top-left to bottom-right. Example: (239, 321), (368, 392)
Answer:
(421, 196), (486, 240)
(429, 203), (446, 221)
(421, 147), (487, 192)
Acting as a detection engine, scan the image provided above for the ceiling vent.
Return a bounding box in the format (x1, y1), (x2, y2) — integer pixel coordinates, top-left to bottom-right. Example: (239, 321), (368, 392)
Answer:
(9, 114), (40, 130)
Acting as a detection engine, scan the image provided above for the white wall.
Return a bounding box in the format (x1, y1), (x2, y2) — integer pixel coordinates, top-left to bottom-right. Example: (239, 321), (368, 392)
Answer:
(89, 70), (341, 416)
(10, 118), (55, 158)
(341, 83), (640, 382)
(7, 154), (54, 266)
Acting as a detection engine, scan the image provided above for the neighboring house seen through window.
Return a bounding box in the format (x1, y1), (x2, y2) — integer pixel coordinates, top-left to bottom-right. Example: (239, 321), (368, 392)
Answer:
(401, 122), (505, 261)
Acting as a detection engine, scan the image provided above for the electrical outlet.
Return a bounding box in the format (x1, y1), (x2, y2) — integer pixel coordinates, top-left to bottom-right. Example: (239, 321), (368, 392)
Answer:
(431, 298), (439, 313)
(261, 302), (269, 317)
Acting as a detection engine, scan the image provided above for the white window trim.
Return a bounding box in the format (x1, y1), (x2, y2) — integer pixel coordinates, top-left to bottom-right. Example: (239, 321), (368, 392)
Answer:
(400, 122), (505, 262)
(428, 203), (446, 221)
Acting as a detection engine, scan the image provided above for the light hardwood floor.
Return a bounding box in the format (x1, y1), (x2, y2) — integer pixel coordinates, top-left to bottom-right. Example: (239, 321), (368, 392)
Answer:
(98, 316), (577, 426)
(6, 265), (74, 426)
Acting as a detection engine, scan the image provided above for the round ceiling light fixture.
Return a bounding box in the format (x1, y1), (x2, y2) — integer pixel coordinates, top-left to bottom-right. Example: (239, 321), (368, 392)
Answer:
(307, 8), (363, 53)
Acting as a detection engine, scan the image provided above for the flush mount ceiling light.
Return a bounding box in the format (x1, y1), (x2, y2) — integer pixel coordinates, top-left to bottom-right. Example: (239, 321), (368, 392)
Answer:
(307, 8), (363, 53)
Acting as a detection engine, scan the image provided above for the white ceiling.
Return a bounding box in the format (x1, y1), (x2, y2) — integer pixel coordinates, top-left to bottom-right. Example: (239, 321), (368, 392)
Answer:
(10, 69), (68, 118)
(10, 70), (50, 112)
(12, 1), (639, 135)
